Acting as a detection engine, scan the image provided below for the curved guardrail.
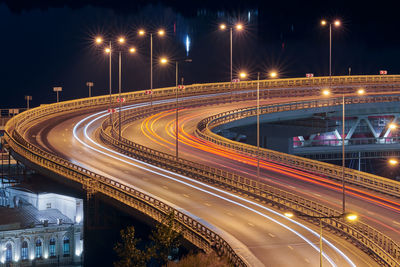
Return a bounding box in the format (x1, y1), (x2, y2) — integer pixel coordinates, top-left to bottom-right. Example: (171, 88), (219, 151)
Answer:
(4, 75), (400, 266)
(195, 95), (400, 198)
(100, 98), (400, 267)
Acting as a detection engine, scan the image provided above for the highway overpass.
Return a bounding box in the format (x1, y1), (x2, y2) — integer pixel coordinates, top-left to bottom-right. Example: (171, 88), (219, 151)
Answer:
(4, 75), (400, 266)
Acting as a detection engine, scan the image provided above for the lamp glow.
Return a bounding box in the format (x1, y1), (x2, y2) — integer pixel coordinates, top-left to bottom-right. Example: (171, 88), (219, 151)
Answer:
(160, 57), (168, 64)
(239, 72), (247, 79)
(389, 158), (398, 166)
(158, 29), (165, 36)
(138, 29), (145, 36)
(389, 123), (397, 130)
(95, 37), (103, 44)
(284, 212), (294, 218)
(321, 20), (327, 26)
(105, 47), (111, 53)
(220, 24), (226, 30)
(236, 23), (243, 30)
(345, 214), (358, 221)
(270, 71), (278, 78)
(334, 20), (341, 27)
(357, 88), (365, 95)
(129, 47), (136, 53)
(322, 89), (330, 96)
(118, 37), (125, 44)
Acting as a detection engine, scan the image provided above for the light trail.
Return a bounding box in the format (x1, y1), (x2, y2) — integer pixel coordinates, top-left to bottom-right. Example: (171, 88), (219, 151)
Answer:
(72, 108), (357, 267)
(141, 108), (400, 215)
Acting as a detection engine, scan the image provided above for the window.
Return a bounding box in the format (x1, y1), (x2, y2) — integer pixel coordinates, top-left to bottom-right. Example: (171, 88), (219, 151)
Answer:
(35, 239), (42, 258)
(46, 203), (51, 209)
(63, 236), (70, 256)
(49, 238), (56, 257)
(5, 243), (12, 262)
(21, 241), (28, 260)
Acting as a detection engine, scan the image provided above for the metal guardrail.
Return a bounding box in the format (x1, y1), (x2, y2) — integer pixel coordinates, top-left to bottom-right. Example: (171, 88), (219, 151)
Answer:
(100, 102), (400, 267)
(196, 95), (400, 198)
(293, 136), (400, 148)
(5, 75), (400, 266)
(5, 125), (246, 267)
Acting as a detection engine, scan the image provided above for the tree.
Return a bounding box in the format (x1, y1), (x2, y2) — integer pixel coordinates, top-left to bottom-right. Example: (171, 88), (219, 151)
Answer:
(149, 212), (183, 265)
(114, 212), (182, 267)
(165, 251), (231, 267)
(114, 226), (149, 267)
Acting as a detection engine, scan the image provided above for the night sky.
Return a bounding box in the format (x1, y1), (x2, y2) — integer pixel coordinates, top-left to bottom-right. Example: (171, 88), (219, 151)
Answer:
(1, 0), (399, 108)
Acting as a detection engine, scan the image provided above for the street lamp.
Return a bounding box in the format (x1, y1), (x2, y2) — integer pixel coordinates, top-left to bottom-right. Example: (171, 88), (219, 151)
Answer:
(95, 36), (136, 136)
(323, 88), (365, 213)
(86, 82), (94, 97)
(284, 211), (357, 267)
(320, 19), (341, 77)
(219, 22), (244, 82)
(389, 158), (398, 166)
(159, 57), (192, 159)
(138, 28), (166, 106)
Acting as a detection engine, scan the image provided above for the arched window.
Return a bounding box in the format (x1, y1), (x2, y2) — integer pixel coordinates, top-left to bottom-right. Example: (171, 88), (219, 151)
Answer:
(21, 241), (28, 260)
(35, 239), (42, 259)
(49, 238), (56, 257)
(5, 243), (12, 262)
(63, 236), (70, 256)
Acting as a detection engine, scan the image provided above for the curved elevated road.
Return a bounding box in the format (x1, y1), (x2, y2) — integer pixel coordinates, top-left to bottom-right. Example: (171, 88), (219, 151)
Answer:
(19, 94), (385, 266)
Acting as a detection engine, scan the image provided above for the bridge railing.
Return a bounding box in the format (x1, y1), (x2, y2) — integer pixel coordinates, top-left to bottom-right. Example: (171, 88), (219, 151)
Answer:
(5, 117), (247, 267)
(100, 100), (400, 267)
(292, 136), (400, 148)
(5, 75), (400, 266)
(195, 95), (400, 198)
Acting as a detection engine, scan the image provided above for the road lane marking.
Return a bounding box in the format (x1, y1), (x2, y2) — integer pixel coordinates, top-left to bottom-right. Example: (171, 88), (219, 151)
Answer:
(226, 212), (234, 217)
(393, 220), (400, 226)
(74, 107), (355, 267)
(183, 194), (190, 198)
(162, 185), (169, 190)
(287, 245), (294, 250)
(305, 258), (310, 263)
(268, 233), (276, 238)
(204, 202), (212, 206)
(248, 222), (255, 227)
(313, 193), (321, 197)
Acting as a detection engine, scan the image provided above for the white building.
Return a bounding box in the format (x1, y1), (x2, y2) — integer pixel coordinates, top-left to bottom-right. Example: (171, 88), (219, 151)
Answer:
(0, 185), (83, 266)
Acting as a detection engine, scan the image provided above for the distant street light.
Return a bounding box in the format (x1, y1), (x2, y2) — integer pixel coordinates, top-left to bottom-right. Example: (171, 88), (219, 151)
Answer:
(389, 158), (398, 166)
(160, 57), (192, 159)
(239, 71), (247, 79)
(138, 28), (166, 105)
(284, 211), (357, 267)
(24, 95), (32, 110)
(321, 19), (341, 77)
(269, 71), (278, 78)
(86, 82), (94, 97)
(53, 87), (62, 103)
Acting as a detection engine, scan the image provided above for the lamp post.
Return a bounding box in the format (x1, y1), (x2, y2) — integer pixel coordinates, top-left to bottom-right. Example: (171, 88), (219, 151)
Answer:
(24, 95), (32, 110)
(257, 72), (260, 182)
(284, 211), (357, 267)
(53, 87), (62, 103)
(323, 88), (365, 213)
(138, 28), (165, 106)
(321, 19), (341, 78)
(219, 23), (244, 100)
(86, 82), (93, 97)
(95, 36), (136, 133)
(160, 57), (192, 159)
